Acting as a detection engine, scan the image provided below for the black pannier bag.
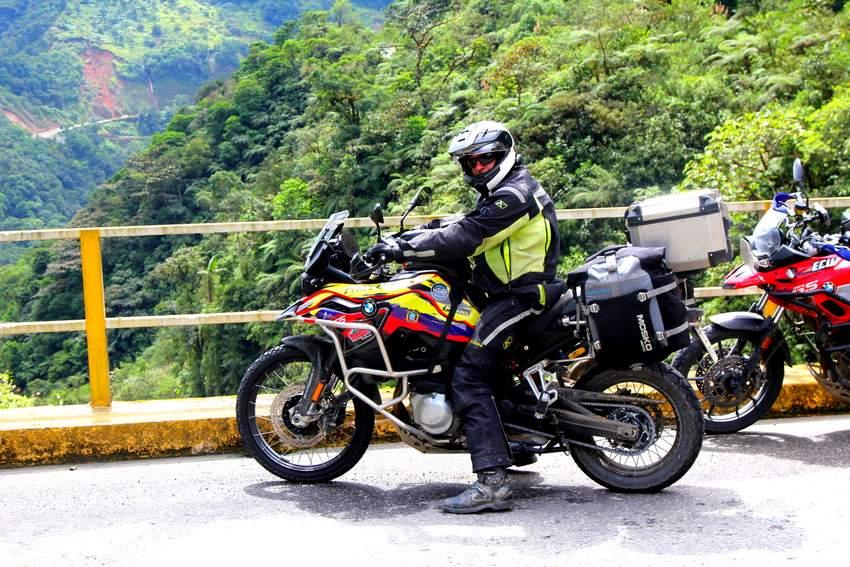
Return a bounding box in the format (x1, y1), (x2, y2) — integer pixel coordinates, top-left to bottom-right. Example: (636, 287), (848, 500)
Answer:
(567, 245), (689, 366)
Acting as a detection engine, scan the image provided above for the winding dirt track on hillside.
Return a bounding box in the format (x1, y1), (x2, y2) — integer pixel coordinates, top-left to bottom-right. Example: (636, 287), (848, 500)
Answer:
(1, 110), (59, 135)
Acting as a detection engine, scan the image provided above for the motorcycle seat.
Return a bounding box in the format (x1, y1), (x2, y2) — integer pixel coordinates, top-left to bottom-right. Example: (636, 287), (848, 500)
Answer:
(525, 288), (577, 336)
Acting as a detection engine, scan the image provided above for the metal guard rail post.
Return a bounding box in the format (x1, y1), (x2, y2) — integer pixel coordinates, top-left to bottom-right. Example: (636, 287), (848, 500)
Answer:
(2, 197), (849, 408)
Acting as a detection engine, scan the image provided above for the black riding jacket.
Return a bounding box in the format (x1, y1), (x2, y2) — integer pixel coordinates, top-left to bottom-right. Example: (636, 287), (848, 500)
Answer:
(398, 165), (560, 299)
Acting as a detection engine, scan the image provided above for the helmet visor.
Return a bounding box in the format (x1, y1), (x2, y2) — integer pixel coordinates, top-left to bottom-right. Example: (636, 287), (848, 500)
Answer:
(457, 151), (503, 176)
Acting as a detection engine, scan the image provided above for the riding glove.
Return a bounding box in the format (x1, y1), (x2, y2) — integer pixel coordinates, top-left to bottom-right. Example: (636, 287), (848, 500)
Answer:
(366, 240), (403, 262)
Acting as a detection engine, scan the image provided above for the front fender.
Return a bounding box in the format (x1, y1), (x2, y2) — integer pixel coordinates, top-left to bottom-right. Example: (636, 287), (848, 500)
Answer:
(709, 311), (770, 333)
(707, 313), (792, 366)
(280, 334), (336, 374)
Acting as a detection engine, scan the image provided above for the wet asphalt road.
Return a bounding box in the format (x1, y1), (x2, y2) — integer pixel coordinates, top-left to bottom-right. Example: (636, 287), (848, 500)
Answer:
(2, 415), (850, 567)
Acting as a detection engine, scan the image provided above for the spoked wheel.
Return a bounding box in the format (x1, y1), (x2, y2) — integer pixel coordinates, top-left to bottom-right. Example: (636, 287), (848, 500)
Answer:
(236, 344), (375, 483)
(569, 365), (703, 493)
(672, 326), (784, 434)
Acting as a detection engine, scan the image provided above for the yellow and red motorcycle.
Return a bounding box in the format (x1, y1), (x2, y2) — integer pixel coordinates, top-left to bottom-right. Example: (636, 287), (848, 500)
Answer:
(236, 192), (703, 492)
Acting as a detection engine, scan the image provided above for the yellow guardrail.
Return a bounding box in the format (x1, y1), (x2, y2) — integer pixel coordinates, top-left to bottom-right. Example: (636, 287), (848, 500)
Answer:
(3, 197), (849, 408)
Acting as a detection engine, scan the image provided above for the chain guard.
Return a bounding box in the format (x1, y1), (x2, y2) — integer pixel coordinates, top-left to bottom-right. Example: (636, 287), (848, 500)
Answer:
(702, 355), (763, 408)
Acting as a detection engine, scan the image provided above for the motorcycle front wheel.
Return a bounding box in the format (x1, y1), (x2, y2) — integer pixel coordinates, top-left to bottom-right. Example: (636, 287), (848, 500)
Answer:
(569, 365), (703, 493)
(672, 326), (785, 434)
(236, 344), (376, 483)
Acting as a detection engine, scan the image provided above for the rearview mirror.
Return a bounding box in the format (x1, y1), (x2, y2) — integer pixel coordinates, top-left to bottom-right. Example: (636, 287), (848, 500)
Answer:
(409, 186), (432, 208)
(370, 203), (384, 238)
(793, 158), (804, 185)
(370, 203), (384, 227)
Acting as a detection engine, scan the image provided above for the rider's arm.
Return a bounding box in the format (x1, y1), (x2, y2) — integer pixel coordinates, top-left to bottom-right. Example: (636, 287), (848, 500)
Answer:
(398, 187), (535, 261)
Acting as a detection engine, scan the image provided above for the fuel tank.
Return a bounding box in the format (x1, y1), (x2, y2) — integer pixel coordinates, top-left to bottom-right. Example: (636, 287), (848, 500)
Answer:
(294, 271), (480, 343)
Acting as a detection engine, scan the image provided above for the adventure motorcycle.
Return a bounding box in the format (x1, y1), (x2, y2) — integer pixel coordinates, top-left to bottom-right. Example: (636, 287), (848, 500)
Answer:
(674, 159), (850, 433)
(236, 189), (704, 492)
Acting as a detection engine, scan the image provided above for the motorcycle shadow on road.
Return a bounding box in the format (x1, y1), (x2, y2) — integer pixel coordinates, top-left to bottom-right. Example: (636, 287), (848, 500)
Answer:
(245, 470), (562, 521)
(243, 468), (801, 555)
(701, 426), (850, 467)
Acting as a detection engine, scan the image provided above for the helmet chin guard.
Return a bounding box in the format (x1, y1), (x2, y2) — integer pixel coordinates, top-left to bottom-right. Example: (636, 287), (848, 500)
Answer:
(449, 121), (516, 195)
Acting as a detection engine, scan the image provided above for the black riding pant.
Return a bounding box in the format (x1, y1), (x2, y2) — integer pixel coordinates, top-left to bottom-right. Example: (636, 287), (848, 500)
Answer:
(452, 294), (541, 472)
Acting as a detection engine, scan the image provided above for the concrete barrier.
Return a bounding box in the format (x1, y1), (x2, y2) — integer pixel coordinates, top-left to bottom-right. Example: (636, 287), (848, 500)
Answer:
(1, 368), (848, 467)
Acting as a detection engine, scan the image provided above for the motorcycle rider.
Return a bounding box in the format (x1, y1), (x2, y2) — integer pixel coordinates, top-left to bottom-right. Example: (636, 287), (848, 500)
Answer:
(367, 121), (561, 513)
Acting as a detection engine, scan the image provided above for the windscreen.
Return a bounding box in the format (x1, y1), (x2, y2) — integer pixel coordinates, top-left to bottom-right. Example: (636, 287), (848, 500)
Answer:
(750, 198), (789, 256)
(304, 210), (349, 271)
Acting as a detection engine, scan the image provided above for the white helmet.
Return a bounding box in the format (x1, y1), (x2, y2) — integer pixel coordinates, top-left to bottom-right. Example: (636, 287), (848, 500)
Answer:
(448, 121), (517, 194)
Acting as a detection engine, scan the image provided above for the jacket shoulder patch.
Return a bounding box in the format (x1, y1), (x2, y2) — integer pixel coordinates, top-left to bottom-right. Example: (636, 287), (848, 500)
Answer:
(492, 185), (527, 204)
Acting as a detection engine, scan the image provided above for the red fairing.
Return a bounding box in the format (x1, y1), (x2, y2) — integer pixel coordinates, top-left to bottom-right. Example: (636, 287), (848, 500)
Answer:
(727, 251), (850, 324)
(722, 264), (767, 289)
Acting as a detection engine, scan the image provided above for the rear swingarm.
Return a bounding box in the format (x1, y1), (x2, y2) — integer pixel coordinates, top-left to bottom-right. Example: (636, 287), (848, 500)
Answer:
(547, 407), (640, 442)
(512, 401), (641, 442)
(555, 387), (665, 407)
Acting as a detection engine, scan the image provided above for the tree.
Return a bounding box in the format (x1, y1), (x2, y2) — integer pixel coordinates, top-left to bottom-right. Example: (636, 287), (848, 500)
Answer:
(0, 372), (32, 409)
(486, 37), (550, 106)
(387, 0), (451, 92)
(683, 105), (807, 200)
(330, 0), (355, 27)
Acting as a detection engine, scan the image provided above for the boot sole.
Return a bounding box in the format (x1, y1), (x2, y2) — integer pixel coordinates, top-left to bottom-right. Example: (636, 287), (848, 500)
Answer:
(440, 500), (513, 514)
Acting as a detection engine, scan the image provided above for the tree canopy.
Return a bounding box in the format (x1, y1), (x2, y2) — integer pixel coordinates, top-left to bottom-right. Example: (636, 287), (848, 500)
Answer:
(1, 0), (848, 404)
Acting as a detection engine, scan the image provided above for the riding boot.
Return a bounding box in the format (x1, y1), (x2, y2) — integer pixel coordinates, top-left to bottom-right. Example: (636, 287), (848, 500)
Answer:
(441, 467), (513, 514)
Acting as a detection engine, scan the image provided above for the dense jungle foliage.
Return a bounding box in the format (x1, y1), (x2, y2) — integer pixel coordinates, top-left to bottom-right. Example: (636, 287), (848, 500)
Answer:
(1, 0), (849, 406)
(0, 0), (385, 257)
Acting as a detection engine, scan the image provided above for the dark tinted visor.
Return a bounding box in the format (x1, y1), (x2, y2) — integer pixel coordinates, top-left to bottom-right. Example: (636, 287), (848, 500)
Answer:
(458, 152), (502, 175)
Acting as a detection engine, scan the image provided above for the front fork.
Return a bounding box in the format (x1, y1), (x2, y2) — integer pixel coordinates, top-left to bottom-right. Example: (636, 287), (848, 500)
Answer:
(692, 322), (718, 363)
(691, 292), (785, 363)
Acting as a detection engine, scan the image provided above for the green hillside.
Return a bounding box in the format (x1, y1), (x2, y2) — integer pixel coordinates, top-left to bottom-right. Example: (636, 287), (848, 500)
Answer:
(0, 0), (388, 252)
(1, 0), (849, 406)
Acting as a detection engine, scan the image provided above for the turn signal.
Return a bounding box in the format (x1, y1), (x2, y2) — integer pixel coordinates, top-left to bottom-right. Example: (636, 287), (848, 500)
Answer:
(568, 347), (587, 359)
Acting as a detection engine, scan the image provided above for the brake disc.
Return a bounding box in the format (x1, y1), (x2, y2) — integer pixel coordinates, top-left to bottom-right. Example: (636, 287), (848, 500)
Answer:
(702, 355), (762, 408)
(813, 351), (850, 400)
(269, 385), (326, 448)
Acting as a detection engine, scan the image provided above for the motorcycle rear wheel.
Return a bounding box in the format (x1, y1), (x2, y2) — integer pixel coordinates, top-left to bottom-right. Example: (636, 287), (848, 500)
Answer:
(569, 365), (703, 493)
(236, 344), (375, 483)
(672, 326), (784, 434)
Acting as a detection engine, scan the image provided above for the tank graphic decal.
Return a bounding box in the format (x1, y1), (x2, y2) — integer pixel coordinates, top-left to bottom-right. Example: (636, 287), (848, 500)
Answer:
(294, 271), (479, 343)
(383, 306), (475, 341)
(308, 276), (479, 326)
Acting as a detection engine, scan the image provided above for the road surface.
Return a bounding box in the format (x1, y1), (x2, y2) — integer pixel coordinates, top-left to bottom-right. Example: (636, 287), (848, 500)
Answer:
(2, 415), (850, 566)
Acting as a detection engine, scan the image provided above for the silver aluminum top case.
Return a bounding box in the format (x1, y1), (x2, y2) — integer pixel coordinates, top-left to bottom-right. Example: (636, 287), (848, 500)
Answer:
(625, 189), (732, 274)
